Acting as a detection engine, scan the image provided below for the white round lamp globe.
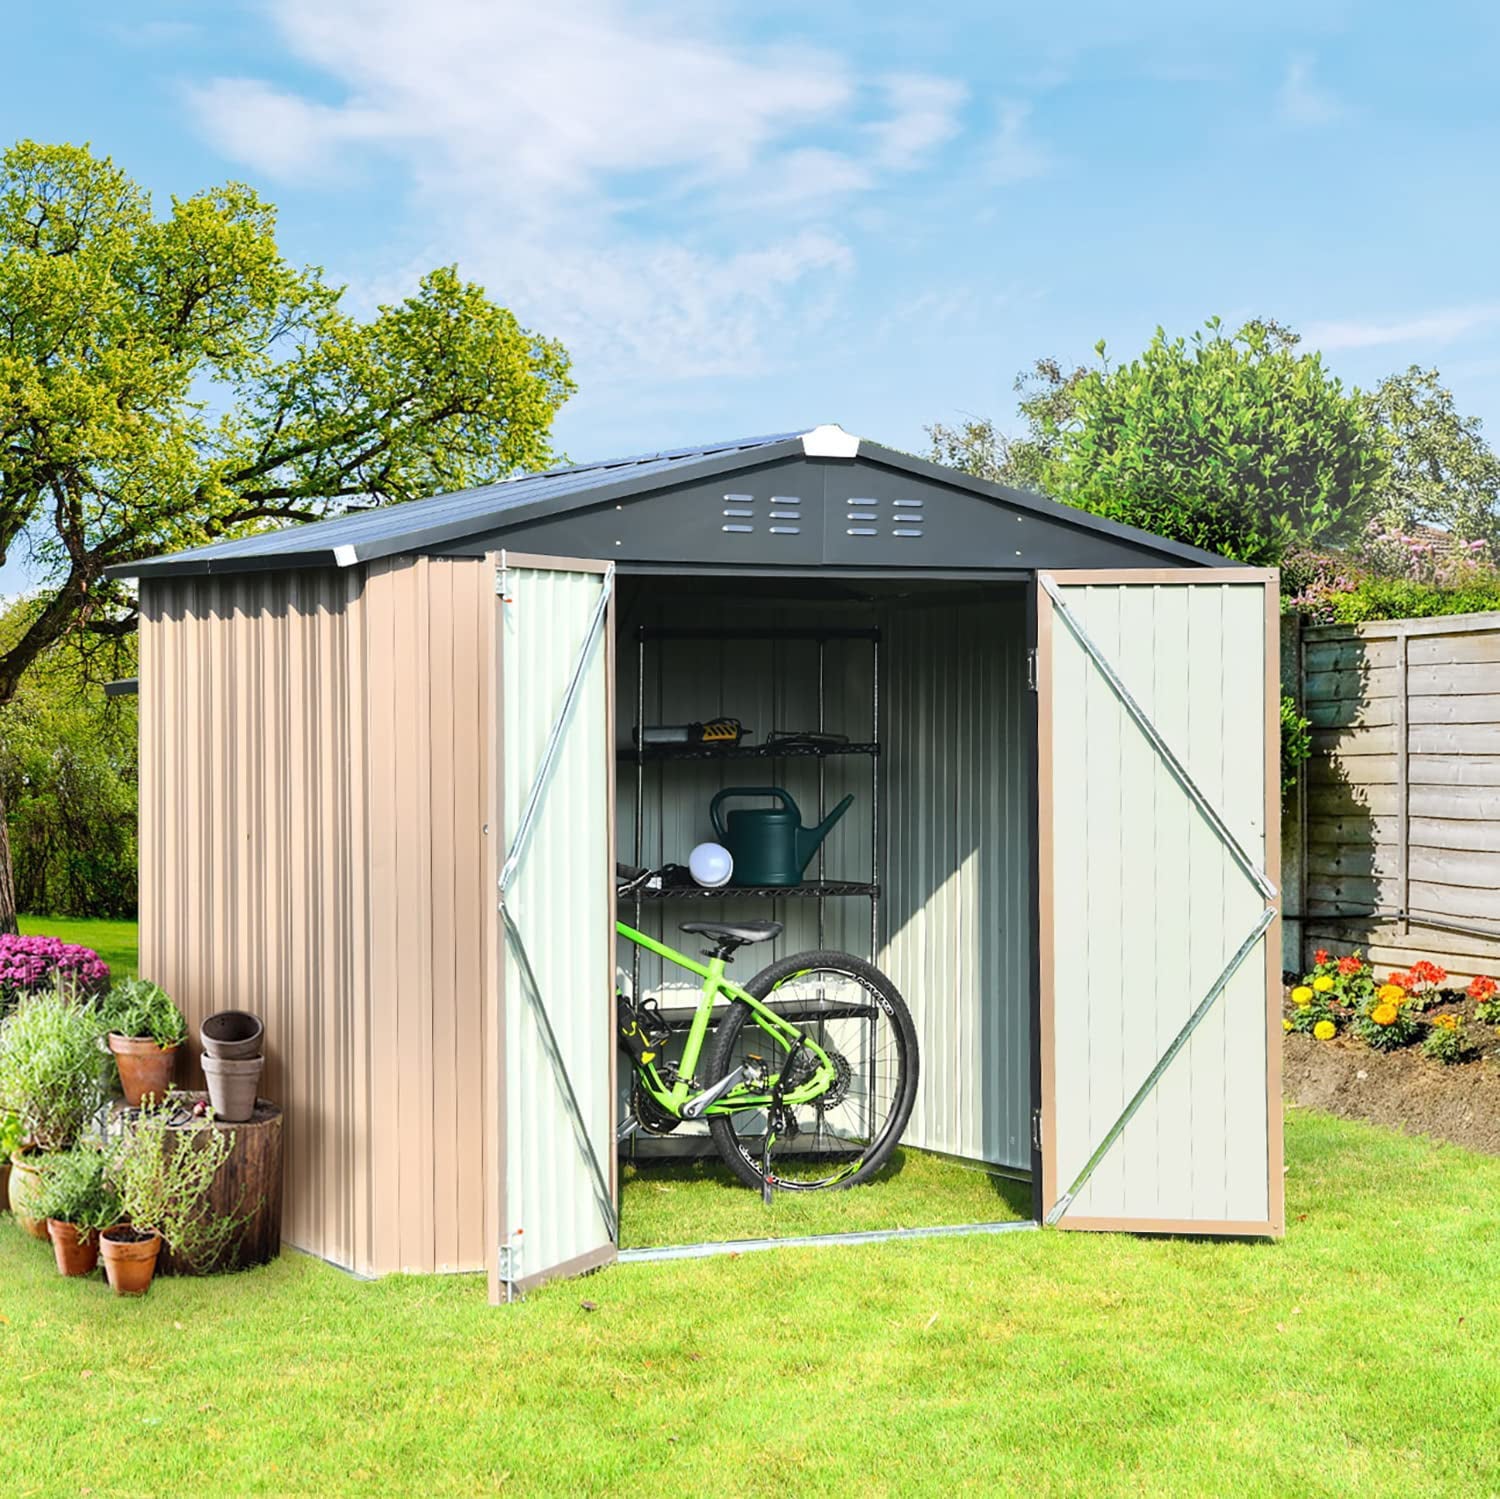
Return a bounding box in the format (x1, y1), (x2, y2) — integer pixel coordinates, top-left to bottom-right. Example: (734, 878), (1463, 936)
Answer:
(689, 842), (734, 889)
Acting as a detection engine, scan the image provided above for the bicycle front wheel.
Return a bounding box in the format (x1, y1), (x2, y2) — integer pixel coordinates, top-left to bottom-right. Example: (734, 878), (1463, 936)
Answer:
(706, 951), (919, 1192)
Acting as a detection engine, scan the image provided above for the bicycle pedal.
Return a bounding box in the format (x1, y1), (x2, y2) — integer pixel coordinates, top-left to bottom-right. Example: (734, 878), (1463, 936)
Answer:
(616, 1115), (640, 1143)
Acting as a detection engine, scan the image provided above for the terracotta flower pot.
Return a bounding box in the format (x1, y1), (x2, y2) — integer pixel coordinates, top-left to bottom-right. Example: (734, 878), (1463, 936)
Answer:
(47, 1219), (101, 1277)
(201, 1054), (264, 1122)
(8, 1147), (50, 1239)
(108, 1034), (179, 1108)
(100, 1226), (162, 1296)
(201, 1010), (264, 1060)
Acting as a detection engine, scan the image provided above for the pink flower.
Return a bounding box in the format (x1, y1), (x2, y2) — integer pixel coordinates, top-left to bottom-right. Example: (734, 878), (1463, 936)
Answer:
(0, 935), (110, 1004)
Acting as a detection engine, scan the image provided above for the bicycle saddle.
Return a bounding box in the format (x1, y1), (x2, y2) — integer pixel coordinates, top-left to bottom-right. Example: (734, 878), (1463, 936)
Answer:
(679, 919), (783, 951)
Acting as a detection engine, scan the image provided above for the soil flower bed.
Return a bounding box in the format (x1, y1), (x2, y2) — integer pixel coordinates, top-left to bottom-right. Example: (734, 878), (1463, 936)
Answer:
(1283, 966), (1500, 1156)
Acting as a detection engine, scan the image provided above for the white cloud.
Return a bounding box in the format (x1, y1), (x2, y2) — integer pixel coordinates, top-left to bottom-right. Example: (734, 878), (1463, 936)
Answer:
(1277, 53), (1343, 127)
(867, 74), (967, 169)
(187, 0), (969, 388)
(987, 102), (1054, 184)
(1304, 306), (1500, 351)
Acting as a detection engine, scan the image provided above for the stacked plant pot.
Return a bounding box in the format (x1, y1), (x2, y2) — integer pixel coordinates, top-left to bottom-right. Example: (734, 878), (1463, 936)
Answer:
(200, 1011), (265, 1122)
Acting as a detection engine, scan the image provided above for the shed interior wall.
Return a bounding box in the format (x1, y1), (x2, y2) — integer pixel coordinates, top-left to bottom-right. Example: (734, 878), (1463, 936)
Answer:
(614, 577), (1033, 1175)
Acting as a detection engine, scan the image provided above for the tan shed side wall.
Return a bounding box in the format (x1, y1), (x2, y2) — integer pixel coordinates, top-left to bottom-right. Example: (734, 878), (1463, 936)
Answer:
(139, 556), (496, 1277)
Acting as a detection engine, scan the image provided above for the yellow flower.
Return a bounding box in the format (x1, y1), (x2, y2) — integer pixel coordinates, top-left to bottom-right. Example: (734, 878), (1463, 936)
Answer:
(1432, 1014), (1457, 1031)
(1313, 975), (1335, 993)
(1291, 985), (1314, 1005)
(1376, 983), (1405, 1005)
(1372, 1003), (1398, 1027)
(1283, 1018), (1294, 1032)
(1313, 1019), (1336, 1041)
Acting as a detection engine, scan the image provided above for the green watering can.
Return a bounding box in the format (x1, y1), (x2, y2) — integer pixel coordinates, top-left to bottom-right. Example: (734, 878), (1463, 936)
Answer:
(709, 786), (855, 887)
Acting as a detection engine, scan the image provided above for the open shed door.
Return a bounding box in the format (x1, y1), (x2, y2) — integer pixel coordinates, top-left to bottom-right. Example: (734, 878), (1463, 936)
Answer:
(1036, 569), (1283, 1236)
(493, 554), (617, 1300)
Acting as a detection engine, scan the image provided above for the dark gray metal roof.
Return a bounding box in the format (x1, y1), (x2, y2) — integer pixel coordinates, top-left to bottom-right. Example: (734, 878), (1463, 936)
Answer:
(113, 425), (1232, 578)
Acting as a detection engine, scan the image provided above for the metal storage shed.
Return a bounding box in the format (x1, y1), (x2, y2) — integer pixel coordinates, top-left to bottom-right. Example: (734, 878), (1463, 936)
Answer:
(116, 424), (1283, 1297)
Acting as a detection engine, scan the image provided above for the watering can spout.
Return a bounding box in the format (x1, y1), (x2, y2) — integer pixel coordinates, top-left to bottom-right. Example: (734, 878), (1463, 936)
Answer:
(798, 793), (854, 869)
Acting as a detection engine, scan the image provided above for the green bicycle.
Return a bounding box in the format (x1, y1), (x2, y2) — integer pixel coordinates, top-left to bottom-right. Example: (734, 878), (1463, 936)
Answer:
(615, 864), (919, 1196)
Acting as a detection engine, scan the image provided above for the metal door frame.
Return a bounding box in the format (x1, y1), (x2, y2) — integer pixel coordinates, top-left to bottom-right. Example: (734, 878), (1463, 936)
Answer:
(1034, 568), (1284, 1237)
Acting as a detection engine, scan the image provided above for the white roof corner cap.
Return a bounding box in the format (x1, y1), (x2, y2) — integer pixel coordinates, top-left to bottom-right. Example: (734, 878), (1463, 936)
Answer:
(801, 424), (860, 459)
(332, 544), (360, 567)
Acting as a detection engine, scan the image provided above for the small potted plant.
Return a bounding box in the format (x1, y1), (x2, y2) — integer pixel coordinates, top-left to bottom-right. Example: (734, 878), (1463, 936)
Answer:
(101, 979), (187, 1108)
(35, 1145), (121, 1276)
(103, 1100), (238, 1295)
(0, 980), (113, 1237)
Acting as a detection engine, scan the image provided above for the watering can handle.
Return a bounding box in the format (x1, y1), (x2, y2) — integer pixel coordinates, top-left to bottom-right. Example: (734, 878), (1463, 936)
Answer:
(709, 786), (795, 842)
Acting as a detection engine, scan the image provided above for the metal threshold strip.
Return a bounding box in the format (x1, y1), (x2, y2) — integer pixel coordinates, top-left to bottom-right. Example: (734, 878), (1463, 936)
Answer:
(618, 1217), (1039, 1264)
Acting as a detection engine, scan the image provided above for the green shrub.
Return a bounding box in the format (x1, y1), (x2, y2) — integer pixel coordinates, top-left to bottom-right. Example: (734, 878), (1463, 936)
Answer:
(1350, 978), (1423, 1051)
(100, 979), (186, 1048)
(0, 981), (113, 1150)
(34, 1144), (120, 1230)
(1322, 576), (1500, 624)
(109, 1101), (241, 1272)
(1421, 1015), (1471, 1065)
(0, 1109), (22, 1164)
(1280, 693), (1311, 796)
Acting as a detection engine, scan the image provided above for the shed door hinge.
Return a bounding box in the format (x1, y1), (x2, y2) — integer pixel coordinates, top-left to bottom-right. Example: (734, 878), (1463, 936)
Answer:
(1026, 648), (1038, 692)
(1032, 1108), (1043, 1150)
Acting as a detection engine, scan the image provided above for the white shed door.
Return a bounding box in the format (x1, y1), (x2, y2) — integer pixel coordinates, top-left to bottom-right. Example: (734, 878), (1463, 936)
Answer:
(495, 556), (617, 1296)
(1037, 570), (1283, 1236)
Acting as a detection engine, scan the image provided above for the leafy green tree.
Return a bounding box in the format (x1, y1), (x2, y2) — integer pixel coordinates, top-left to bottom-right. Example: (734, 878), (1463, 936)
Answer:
(0, 597), (137, 919)
(930, 319), (1386, 564)
(1365, 366), (1500, 544)
(0, 139), (575, 928)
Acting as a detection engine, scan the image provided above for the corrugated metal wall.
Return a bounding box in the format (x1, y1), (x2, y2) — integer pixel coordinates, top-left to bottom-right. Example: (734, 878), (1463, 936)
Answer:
(1046, 579), (1273, 1225)
(879, 595), (1033, 1170)
(499, 564), (616, 1286)
(138, 557), (496, 1277)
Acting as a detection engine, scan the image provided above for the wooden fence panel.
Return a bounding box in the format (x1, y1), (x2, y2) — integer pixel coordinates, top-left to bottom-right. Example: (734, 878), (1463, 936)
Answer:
(1284, 610), (1500, 984)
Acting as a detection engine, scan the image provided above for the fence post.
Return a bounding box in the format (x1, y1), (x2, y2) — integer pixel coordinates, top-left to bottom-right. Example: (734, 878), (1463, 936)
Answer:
(1280, 609), (1304, 973)
(1396, 623), (1410, 939)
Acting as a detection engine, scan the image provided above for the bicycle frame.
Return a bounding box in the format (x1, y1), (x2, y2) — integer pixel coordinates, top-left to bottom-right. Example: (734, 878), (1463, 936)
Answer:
(617, 921), (836, 1116)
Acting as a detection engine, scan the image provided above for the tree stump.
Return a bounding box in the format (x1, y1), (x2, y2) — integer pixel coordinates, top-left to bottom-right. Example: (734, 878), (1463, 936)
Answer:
(157, 1094), (283, 1276)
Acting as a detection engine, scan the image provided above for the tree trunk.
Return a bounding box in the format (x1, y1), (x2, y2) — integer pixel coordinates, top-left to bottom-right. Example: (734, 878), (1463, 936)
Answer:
(0, 779), (16, 936)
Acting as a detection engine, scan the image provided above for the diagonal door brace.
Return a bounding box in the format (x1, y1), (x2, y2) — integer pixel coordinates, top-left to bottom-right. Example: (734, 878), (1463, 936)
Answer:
(499, 561), (618, 1245)
(1039, 575), (1278, 1224)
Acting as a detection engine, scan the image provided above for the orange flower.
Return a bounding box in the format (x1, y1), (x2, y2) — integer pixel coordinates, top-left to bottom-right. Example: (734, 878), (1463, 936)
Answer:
(1372, 1003), (1399, 1027)
(1337, 956), (1364, 977)
(1467, 975), (1497, 1002)
(1384, 971), (1410, 991)
(1409, 960), (1447, 986)
(1314, 948), (1330, 966)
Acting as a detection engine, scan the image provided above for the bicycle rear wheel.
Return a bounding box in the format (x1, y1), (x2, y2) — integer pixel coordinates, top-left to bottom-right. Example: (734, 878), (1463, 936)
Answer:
(705, 951), (919, 1192)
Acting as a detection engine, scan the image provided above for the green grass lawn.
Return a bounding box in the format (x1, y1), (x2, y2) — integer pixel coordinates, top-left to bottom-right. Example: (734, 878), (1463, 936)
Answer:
(16, 913), (139, 979)
(621, 1146), (1031, 1247)
(2, 1108), (1496, 1496)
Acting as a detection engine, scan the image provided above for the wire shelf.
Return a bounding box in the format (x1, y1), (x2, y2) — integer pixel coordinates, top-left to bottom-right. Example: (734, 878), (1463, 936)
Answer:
(631, 880), (879, 900)
(622, 740), (879, 763)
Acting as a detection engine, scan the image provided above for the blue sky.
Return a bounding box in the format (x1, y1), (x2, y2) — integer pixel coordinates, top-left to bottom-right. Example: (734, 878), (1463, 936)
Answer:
(6, 1), (1500, 592)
